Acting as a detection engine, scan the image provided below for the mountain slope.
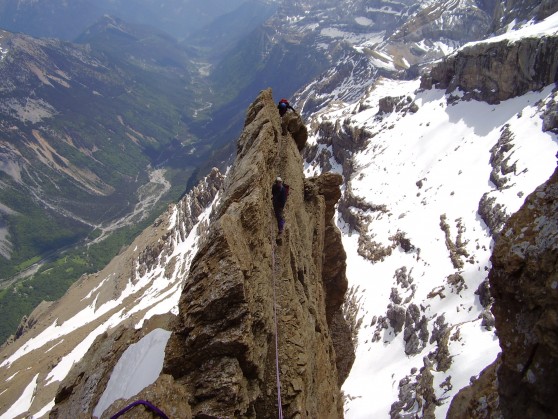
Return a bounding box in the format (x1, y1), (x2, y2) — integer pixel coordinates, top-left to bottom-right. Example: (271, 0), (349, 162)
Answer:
(318, 79), (556, 418)
(0, 168), (225, 417)
(0, 22), (212, 342)
(301, 12), (558, 418)
(0, 89), (351, 419)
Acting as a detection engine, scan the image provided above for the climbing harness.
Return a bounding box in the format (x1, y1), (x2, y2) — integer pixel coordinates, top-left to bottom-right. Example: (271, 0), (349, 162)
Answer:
(109, 400), (169, 419)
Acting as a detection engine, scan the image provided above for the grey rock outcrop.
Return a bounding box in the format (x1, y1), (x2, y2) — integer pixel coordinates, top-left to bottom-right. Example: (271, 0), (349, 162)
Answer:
(542, 95), (558, 133)
(175, 167), (225, 242)
(378, 96), (418, 115)
(478, 192), (509, 240)
(448, 166), (558, 418)
(403, 304), (429, 356)
(393, 2), (492, 44)
(488, 166), (558, 418)
(304, 119), (370, 180)
(490, 0), (558, 34)
(387, 304), (406, 334)
(421, 35), (558, 104)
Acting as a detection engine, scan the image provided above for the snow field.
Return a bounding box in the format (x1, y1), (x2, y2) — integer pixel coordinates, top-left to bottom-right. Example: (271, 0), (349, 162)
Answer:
(304, 71), (557, 417)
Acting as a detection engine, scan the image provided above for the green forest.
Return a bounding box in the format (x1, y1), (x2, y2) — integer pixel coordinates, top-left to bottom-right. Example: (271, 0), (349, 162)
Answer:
(0, 209), (161, 344)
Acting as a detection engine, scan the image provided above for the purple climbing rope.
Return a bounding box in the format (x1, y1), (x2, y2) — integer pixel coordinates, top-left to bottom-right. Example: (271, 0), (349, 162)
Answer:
(109, 399), (169, 419)
(271, 238), (284, 419)
(270, 122), (285, 419)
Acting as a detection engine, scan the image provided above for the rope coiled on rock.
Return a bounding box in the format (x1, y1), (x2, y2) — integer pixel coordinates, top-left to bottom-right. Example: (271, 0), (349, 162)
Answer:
(109, 399), (169, 419)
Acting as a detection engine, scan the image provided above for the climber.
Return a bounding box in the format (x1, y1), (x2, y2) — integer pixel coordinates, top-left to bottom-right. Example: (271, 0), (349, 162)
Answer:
(277, 98), (297, 117)
(278, 98), (298, 135)
(272, 176), (289, 234)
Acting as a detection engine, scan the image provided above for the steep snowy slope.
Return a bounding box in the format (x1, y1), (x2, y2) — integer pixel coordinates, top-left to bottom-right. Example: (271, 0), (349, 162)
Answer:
(302, 12), (558, 419)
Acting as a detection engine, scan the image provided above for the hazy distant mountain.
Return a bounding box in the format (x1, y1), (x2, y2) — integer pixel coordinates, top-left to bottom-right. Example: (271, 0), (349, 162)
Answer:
(0, 0), (252, 41)
(187, 0), (278, 60)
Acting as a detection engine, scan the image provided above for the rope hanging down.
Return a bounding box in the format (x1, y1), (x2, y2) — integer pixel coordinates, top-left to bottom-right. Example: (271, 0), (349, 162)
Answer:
(271, 235), (284, 419)
(270, 113), (285, 419)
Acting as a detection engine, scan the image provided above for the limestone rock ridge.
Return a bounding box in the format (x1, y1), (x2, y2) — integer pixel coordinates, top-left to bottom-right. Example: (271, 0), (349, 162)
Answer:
(162, 88), (351, 418)
(420, 34), (558, 104)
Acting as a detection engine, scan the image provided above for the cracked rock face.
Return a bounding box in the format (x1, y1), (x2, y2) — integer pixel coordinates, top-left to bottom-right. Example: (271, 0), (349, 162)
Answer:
(421, 35), (558, 104)
(448, 167), (558, 418)
(489, 166), (558, 418)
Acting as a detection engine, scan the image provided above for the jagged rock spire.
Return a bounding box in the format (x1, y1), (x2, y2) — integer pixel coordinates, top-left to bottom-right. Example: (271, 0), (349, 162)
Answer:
(163, 88), (351, 418)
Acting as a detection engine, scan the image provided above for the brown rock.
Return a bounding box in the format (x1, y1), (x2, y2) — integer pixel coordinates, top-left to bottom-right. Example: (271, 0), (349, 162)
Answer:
(51, 315), (175, 419)
(163, 88), (351, 418)
(283, 111), (308, 151)
(101, 375), (191, 419)
(447, 356), (502, 419)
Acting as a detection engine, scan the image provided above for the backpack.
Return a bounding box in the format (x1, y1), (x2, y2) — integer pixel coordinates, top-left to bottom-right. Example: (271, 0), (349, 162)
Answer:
(284, 183), (289, 199)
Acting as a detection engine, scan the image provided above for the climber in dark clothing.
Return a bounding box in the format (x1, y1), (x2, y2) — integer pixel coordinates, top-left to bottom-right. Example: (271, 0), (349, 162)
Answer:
(272, 177), (288, 234)
(277, 98), (296, 117)
(278, 99), (297, 135)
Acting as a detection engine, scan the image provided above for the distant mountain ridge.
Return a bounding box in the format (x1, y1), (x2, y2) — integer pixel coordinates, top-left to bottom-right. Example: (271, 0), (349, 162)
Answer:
(294, 0), (558, 115)
(0, 0), (253, 41)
